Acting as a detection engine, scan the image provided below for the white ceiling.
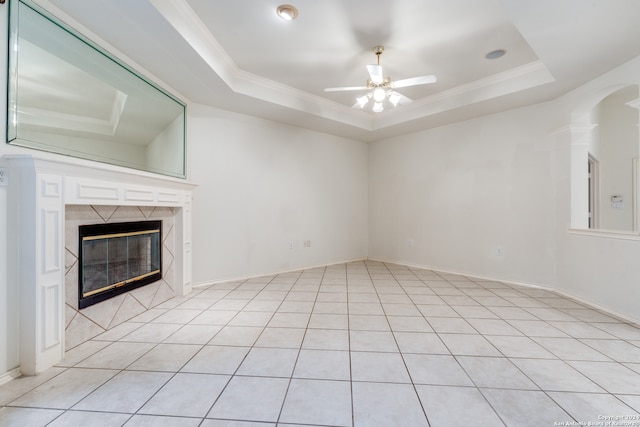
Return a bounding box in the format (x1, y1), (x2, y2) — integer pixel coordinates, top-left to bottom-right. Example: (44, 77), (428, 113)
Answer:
(41, 0), (640, 141)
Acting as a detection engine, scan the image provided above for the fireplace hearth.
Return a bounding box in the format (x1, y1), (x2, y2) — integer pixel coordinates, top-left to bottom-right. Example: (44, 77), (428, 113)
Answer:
(78, 220), (162, 309)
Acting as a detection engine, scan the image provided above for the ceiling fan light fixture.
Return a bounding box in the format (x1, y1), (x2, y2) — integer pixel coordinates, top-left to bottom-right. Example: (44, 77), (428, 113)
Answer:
(372, 102), (384, 113)
(355, 95), (369, 108)
(373, 87), (386, 102)
(276, 4), (298, 21)
(388, 92), (402, 107)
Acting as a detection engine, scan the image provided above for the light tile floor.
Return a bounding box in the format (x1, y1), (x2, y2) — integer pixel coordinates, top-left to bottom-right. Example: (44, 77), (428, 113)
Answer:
(2, 260), (640, 427)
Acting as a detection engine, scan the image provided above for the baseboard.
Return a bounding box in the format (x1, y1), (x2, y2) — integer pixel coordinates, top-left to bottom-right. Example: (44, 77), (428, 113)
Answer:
(369, 257), (640, 326)
(0, 368), (21, 387)
(532, 286), (640, 325)
(367, 257), (549, 288)
(192, 257), (368, 289)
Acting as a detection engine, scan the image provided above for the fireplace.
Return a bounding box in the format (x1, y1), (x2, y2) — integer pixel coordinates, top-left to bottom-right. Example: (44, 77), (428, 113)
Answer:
(78, 220), (162, 309)
(4, 154), (195, 375)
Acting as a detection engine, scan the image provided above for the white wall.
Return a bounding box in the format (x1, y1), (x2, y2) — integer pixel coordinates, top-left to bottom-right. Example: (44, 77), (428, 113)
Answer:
(369, 103), (558, 287)
(188, 104), (369, 283)
(369, 57), (640, 322)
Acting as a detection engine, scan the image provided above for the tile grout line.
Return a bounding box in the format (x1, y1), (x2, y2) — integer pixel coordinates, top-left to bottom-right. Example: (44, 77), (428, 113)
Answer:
(384, 263), (434, 427)
(3, 261), (640, 425)
(200, 271), (294, 423)
(272, 266), (324, 426)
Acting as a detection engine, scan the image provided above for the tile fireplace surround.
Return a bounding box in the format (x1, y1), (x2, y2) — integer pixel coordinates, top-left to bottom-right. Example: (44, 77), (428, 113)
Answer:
(2, 154), (197, 377)
(65, 206), (175, 350)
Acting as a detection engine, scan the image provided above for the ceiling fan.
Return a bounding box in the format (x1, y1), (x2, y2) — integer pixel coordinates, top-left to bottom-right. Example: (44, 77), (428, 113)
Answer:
(324, 46), (437, 112)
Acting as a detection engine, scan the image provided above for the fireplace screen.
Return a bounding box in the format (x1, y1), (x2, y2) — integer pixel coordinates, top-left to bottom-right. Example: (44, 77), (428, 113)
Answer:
(78, 221), (162, 309)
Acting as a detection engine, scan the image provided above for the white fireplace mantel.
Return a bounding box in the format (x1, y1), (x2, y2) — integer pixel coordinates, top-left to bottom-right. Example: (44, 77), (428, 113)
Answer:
(2, 154), (197, 375)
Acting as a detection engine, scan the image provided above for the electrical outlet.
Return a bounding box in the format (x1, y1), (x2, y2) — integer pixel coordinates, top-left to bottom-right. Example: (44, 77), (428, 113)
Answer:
(0, 168), (8, 187)
(496, 247), (503, 256)
(407, 238), (414, 247)
(303, 240), (311, 248)
(289, 241), (294, 250)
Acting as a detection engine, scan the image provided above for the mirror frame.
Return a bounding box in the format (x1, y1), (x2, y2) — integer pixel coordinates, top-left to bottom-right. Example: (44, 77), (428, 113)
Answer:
(6, 0), (187, 178)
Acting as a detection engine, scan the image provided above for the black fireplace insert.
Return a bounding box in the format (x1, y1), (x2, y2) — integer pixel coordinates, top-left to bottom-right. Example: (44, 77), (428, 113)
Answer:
(78, 220), (162, 309)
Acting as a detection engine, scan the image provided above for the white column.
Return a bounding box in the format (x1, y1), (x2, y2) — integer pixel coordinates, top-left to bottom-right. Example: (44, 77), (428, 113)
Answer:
(175, 193), (193, 297)
(10, 158), (65, 375)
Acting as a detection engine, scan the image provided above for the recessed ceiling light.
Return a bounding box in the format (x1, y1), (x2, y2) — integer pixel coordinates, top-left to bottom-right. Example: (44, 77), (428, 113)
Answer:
(486, 49), (506, 60)
(277, 4), (298, 21)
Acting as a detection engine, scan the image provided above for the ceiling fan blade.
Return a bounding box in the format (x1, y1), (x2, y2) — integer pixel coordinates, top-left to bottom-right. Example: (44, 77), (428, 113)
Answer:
(324, 86), (369, 92)
(391, 75), (437, 88)
(367, 64), (384, 85)
(388, 91), (413, 106)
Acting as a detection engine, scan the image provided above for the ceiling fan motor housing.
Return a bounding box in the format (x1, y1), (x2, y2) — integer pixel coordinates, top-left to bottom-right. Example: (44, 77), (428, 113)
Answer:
(366, 76), (391, 88)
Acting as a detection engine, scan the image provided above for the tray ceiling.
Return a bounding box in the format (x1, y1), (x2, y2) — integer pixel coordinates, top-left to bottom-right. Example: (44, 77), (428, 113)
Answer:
(40, 0), (640, 140)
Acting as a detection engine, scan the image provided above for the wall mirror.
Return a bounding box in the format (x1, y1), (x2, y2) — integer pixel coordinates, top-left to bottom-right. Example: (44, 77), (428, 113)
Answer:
(6, 0), (186, 178)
